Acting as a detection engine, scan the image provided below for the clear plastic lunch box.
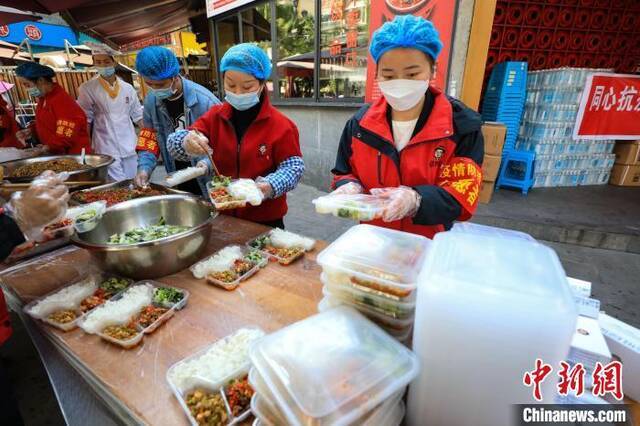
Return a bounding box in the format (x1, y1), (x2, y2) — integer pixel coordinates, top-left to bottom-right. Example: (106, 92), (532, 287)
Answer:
(190, 245), (268, 290)
(249, 306), (419, 426)
(206, 180), (248, 210)
(312, 194), (389, 221)
(317, 296), (413, 341)
(250, 367), (406, 426)
(317, 224), (431, 299)
(246, 230), (312, 266)
(321, 273), (416, 319)
(79, 281), (189, 349)
(66, 201), (107, 233)
(167, 327), (265, 426)
(23, 273), (135, 332)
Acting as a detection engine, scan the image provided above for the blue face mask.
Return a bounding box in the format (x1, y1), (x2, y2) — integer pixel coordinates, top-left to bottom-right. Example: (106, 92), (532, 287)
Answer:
(27, 86), (42, 97)
(97, 66), (115, 78)
(151, 78), (177, 100)
(225, 89), (261, 111)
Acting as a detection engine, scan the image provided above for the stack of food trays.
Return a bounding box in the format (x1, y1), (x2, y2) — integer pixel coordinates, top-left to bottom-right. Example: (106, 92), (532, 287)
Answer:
(315, 224), (431, 343)
(312, 193), (389, 221)
(190, 245), (268, 290)
(248, 307), (418, 426)
(78, 281), (188, 348)
(246, 228), (315, 266)
(24, 274), (134, 331)
(167, 327), (265, 426)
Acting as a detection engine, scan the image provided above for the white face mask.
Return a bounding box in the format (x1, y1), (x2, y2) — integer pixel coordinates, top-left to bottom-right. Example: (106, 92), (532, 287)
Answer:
(378, 79), (429, 111)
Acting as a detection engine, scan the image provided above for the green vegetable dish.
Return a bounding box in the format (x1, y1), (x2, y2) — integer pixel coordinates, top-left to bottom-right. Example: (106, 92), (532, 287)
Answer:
(76, 209), (97, 223)
(211, 175), (231, 189)
(244, 249), (265, 265)
(107, 217), (189, 244)
(154, 287), (184, 306)
(100, 277), (132, 297)
(248, 235), (269, 250)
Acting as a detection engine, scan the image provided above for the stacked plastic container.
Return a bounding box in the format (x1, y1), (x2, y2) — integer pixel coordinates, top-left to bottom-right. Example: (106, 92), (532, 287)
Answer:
(314, 224), (431, 344)
(516, 67), (616, 187)
(481, 61), (528, 155)
(248, 306), (419, 426)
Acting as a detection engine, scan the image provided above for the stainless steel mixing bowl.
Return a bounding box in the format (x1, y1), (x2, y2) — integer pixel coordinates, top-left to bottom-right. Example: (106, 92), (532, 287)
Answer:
(71, 195), (217, 279)
(1, 154), (114, 183)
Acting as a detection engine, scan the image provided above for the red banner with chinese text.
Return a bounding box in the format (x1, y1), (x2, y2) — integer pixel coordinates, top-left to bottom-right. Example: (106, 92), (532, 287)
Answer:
(365, 0), (457, 102)
(574, 73), (640, 140)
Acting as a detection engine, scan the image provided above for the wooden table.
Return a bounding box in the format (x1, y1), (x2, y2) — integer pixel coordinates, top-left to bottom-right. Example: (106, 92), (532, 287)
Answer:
(0, 215), (326, 425)
(2, 215), (639, 425)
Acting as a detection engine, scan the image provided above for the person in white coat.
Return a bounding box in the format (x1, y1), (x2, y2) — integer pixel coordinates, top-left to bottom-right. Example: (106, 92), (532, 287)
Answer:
(77, 42), (143, 181)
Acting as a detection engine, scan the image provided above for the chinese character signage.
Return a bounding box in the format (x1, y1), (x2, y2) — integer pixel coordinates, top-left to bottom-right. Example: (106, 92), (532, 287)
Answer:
(0, 21), (78, 48)
(365, 0), (457, 102)
(574, 73), (640, 140)
(207, 0), (258, 17)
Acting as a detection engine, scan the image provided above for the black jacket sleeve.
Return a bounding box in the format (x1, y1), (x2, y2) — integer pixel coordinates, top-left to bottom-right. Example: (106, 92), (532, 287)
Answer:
(0, 213), (25, 261)
(331, 107), (369, 188)
(412, 97), (484, 229)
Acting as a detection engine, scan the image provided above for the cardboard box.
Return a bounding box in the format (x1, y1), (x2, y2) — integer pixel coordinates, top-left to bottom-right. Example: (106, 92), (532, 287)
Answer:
(609, 164), (640, 186)
(481, 122), (507, 156)
(482, 154), (502, 182)
(599, 313), (640, 401)
(479, 180), (495, 204)
(568, 316), (612, 388)
(613, 141), (640, 165)
(567, 277), (592, 298)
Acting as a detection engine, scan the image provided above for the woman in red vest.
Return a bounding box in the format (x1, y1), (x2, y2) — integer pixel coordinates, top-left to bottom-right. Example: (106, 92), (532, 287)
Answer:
(15, 62), (91, 155)
(330, 15), (484, 239)
(168, 43), (304, 229)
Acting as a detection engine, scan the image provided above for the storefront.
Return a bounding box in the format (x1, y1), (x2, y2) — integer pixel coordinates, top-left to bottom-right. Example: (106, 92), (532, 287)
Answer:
(0, 21), (79, 52)
(206, 0), (462, 188)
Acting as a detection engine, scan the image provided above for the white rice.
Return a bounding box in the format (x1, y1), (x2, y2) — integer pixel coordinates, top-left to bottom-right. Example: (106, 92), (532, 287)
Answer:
(228, 179), (263, 206)
(270, 228), (315, 251)
(191, 246), (244, 279)
(28, 278), (97, 318)
(80, 284), (153, 334)
(169, 328), (264, 392)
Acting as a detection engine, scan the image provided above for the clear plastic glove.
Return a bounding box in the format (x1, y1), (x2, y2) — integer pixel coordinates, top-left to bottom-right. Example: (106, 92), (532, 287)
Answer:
(370, 186), (422, 222)
(7, 172), (69, 240)
(134, 170), (149, 188)
(184, 130), (212, 157)
(331, 182), (363, 196)
(255, 177), (274, 199)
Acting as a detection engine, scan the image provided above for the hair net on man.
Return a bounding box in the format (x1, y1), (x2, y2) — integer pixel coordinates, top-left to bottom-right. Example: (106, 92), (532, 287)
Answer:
(369, 15), (443, 64)
(16, 62), (56, 80)
(220, 43), (272, 81)
(135, 46), (180, 80)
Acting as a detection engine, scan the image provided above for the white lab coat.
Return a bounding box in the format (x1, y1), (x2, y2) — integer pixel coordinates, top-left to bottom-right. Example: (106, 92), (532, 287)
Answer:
(77, 76), (143, 181)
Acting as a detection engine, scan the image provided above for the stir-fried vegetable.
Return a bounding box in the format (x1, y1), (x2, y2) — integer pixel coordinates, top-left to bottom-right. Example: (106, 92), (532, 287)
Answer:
(107, 217), (189, 244)
(225, 376), (254, 417)
(76, 209), (97, 223)
(210, 175), (231, 189)
(48, 310), (77, 324)
(133, 305), (168, 329)
(80, 288), (109, 312)
(72, 187), (167, 206)
(186, 390), (228, 426)
(244, 250), (264, 265)
(248, 235), (269, 250)
(103, 324), (139, 341)
(100, 277), (131, 297)
(153, 287), (184, 306)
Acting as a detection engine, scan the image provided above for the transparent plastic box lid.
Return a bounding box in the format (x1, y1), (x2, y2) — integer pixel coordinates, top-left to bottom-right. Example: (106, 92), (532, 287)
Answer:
(423, 232), (575, 301)
(249, 306), (419, 426)
(316, 224), (430, 292)
(450, 222), (536, 242)
(312, 194), (390, 221)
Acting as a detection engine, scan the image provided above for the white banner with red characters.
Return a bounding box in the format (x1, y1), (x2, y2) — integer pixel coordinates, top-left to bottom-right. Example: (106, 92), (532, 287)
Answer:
(574, 73), (640, 140)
